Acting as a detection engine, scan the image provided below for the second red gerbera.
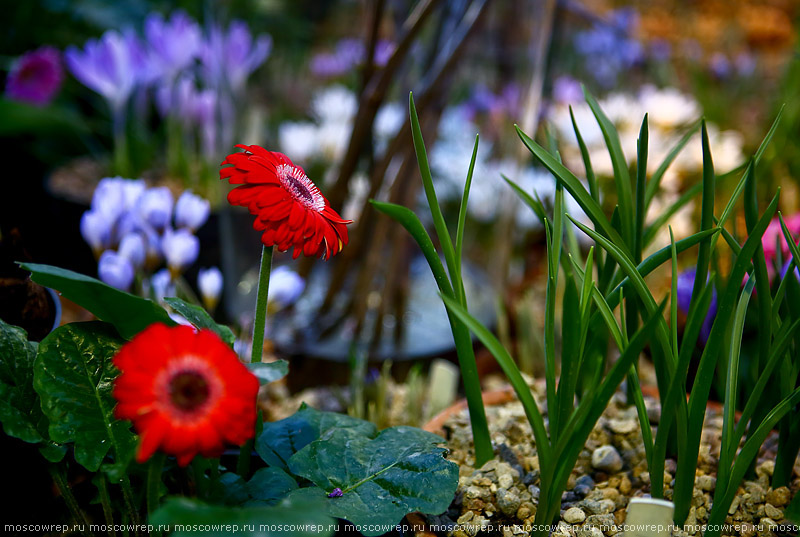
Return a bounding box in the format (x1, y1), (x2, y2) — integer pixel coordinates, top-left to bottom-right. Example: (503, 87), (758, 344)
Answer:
(113, 323), (259, 466)
(220, 144), (352, 259)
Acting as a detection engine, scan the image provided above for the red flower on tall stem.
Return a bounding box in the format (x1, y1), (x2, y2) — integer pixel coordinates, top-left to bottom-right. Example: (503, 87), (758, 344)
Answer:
(113, 323), (259, 466)
(220, 144), (352, 259)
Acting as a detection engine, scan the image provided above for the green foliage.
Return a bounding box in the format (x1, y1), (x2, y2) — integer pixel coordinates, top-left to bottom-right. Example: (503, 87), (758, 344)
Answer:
(21, 263), (175, 340)
(371, 92), (492, 466)
(34, 322), (136, 472)
(150, 496), (335, 537)
(0, 319), (44, 443)
(163, 297), (235, 347)
(247, 361), (289, 385)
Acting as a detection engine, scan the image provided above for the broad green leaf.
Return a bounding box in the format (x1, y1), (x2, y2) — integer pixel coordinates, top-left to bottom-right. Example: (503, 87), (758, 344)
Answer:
(255, 406), (376, 470)
(163, 297), (235, 347)
(288, 426), (458, 535)
(0, 319), (43, 443)
(246, 467), (298, 505)
(150, 496), (334, 537)
(34, 322), (136, 471)
(21, 263), (174, 340)
(247, 360), (289, 385)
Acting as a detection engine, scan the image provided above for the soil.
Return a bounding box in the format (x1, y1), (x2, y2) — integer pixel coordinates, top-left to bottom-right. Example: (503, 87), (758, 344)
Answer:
(428, 378), (800, 537)
(0, 277), (55, 341)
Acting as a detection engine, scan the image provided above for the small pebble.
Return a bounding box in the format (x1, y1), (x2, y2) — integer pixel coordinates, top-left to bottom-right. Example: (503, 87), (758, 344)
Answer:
(764, 503), (783, 520)
(696, 475), (716, 492)
(563, 507), (586, 524)
(608, 418), (638, 434)
(591, 445), (623, 473)
(766, 486), (790, 507)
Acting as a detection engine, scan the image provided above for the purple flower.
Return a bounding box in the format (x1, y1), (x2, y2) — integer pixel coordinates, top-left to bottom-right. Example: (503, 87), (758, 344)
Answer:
(91, 177), (145, 221)
(327, 488), (343, 498)
(65, 29), (148, 109)
(198, 267), (223, 310)
(4, 46), (63, 106)
(144, 10), (202, 81)
(573, 8), (644, 87)
(80, 210), (113, 255)
(735, 52), (756, 77)
(709, 53), (731, 79)
(118, 233), (146, 269)
(676, 268), (718, 344)
(268, 266), (305, 307)
(201, 21), (271, 92)
(192, 89), (218, 159)
(155, 75), (196, 120)
(150, 268), (174, 301)
(98, 250), (135, 291)
(649, 39), (671, 63)
(552, 75), (583, 105)
(372, 40), (395, 67)
(781, 259), (800, 283)
(310, 52), (348, 78)
(162, 228), (199, 275)
(136, 187), (174, 230)
(175, 191), (210, 231)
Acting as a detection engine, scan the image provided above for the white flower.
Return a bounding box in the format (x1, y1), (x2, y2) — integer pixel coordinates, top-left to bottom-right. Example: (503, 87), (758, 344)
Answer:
(311, 85), (357, 125)
(374, 103), (404, 142)
(279, 121), (319, 162)
(174, 190), (210, 231)
(80, 210), (112, 254)
(317, 121), (352, 162)
(137, 186), (174, 230)
(117, 233), (146, 269)
(98, 250), (134, 291)
(268, 266), (305, 307)
(197, 267), (223, 310)
(161, 228), (199, 275)
(150, 268), (173, 302)
(639, 85), (700, 129)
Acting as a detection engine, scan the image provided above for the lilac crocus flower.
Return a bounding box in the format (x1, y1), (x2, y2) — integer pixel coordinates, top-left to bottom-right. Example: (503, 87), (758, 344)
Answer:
(175, 191), (210, 231)
(162, 228), (199, 275)
(4, 46), (63, 106)
(709, 53), (731, 79)
(372, 40), (395, 67)
(193, 88), (218, 159)
(98, 250), (135, 291)
(155, 75), (197, 120)
(268, 266), (305, 307)
(65, 29), (148, 110)
(552, 76), (583, 105)
(676, 268), (718, 344)
(201, 21), (271, 93)
(137, 187), (174, 230)
(144, 10), (202, 81)
(91, 177), (145, 221)
(197, 267), (223, 310)
(80, 210), (113, 255)
(150, 268), (174, 301)
(118, 233), (146, 269)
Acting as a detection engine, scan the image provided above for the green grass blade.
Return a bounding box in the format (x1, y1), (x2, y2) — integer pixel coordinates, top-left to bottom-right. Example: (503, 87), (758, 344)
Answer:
(516, 125), (629, 256)
(583, 87), (634, 247)
(645, 120), (702, 207)
(569, 105), (599, 202)
(455, 134), (480, 302)
(543, 218), (560, 439)
(635, 115), (649, 263)
(717, 275), (756, 494)
(753, 104), (785, 164)
(503, 174), (547, 224)
(440, 293), (552, 465)
(409, 93), (459, 287)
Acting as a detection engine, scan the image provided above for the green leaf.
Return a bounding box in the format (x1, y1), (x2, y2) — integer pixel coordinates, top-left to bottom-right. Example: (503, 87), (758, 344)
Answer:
(21, 263), (175, 340)
(247, 361), (289, 385)
(34, 322), (136, 472)
(246, 467), (298, 505)
(569, 105), (599, 202)
(287, 426), (458, 535)
(163, 297), (235, 348)
(455, 134), (480, 301)
(0, 98), (89, 136)
(0, 319), (44, 443)
(150, 496), (334, 537)
(644, 120), (701, 208)
(255, 406), (376, 470)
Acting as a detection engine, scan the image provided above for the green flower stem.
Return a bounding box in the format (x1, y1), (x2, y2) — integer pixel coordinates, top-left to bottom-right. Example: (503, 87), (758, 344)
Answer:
(49, 465), (93, 537)
(96, 474), (118, 537)
(111, 102), (130, 177)
(147, 453), (166, 527)
(251, 245), (274, 364)
(237, 439), (254, 479)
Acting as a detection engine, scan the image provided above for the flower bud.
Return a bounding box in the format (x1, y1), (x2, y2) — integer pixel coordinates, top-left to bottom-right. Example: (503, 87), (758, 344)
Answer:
(268, 266), (305, 307)
(150, 268), (174, 302)
(98, 250), (135, 291)
(80, 210), (112, 256)
(118, 233), (146, 270)
(197, 267), (223, 311)
(175, 191), (210, 231)
(162, 228), (199, 276)
(137, 186), (174, 230)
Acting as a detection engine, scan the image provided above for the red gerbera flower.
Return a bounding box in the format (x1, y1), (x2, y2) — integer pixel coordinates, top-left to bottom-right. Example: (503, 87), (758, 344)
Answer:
(112, 323), (259, 466)
(220, 144), (352, 259)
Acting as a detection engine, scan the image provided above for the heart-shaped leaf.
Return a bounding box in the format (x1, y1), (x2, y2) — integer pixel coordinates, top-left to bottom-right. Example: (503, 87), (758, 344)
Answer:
(163, 297), (235, 348)
(255, 405), (376, 470)
(288, 426), (458, 535)
(246, 467), (298, 505)
(0, 319), (43, 443)
(150, 495), (335, 537)
(21, 263), (174, 340)
(34, 322), (136, 471)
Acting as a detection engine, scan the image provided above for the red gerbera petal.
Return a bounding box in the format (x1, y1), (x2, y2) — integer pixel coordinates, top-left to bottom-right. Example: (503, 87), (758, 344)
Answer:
(220, 145), (353, 259)
(112, 323), (259, 467)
